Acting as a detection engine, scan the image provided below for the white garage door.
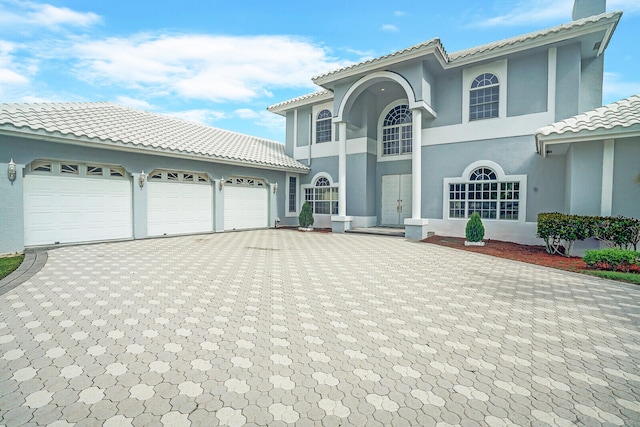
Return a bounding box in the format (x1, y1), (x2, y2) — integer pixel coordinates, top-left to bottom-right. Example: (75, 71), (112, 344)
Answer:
(224, 177), (269, 230)
(148, 180), (213, 236)
(24, 171), (132, 246)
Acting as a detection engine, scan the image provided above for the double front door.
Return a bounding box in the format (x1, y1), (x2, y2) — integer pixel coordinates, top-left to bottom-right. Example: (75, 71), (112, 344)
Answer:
(381, 174), (412, 226)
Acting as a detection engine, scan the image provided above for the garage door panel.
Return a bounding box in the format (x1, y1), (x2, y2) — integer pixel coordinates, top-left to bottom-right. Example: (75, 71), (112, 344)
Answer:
(24, 175), (132, 246)
(147, 182), (212, 236)
(224, 185), (268, 230)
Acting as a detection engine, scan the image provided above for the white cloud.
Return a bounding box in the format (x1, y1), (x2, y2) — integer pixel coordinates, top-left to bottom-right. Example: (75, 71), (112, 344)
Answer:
(380, 24), (399, 32)
(0, 1), (100, 30)
(166, 109), (226, 125)
(70, 33), (351, 103)
(394, 11), (406, 17)
(0, 41), (29, 85)
(115, 96), (154, 110)
(235, 108), (259, 119)
(470, 0), (573, 27)
(603, 72), (640, 102)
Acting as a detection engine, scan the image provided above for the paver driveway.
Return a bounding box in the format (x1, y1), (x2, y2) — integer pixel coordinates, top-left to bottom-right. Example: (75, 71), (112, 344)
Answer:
(1, 230), (639, 426)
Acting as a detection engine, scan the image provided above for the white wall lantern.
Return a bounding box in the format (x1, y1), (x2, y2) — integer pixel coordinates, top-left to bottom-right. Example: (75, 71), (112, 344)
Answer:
(273, 182), (278, 193)
(219, 177), (225, 190)
(7, 159), (16, 182)
(139, 170), (146, 188)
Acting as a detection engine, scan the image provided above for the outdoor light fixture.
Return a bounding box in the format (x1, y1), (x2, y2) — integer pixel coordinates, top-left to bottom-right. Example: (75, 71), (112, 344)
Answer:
(7, 159), (16, 182)
(219, 177), (225, 190)
(139, 170), (146, 188)
(273, 182), (278, 193)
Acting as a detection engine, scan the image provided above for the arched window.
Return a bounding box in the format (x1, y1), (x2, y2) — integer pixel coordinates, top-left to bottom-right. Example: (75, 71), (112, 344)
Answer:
(470, 73), (499, 120)
(316, 109), (332, 143)
(447, 165), (521, 220)
(304, 175), (338, 214)
(382, 105), (412, 156)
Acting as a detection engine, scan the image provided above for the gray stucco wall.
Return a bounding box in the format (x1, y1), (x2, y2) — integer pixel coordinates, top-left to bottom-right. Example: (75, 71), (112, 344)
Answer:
(555, 43), (581, 121)
(0, 134), (290, 252)
(612, 137), (640, 218)
(295, 106), (312, 147)
(285, 111), (295, 155)
(346, 153), (377, 217)
(0, 161), (25, 254)
(301, 156), (338, 187)
(580, 55), (604, 113)
(507, 51), (548, 117)
(566, 140), (603, 215)
(429, 71), (463, 128)
(421, 136), (565, 222)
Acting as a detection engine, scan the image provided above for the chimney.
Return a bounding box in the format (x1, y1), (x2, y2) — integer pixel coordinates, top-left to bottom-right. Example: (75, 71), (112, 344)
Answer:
(572, 0), (606, 20)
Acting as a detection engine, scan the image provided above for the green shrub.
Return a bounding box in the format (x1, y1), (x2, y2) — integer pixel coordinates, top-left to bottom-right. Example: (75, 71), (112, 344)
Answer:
(537, 213), (597, 257)
(583, 248), (640, 272)
(298, 201), (314, 228)
(465, 213), (485, 242)
(594, 216), (640, 250)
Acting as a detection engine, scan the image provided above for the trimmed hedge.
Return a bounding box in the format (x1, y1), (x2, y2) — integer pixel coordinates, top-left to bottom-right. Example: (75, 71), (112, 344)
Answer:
(298, 201), (314, 228)
(537, 213), (640, 257)
(583, 248), (640, 272)
(465, 213), (485, 242)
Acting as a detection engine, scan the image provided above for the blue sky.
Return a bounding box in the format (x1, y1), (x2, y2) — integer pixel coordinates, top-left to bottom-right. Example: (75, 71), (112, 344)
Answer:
(1, 0), (638, 142)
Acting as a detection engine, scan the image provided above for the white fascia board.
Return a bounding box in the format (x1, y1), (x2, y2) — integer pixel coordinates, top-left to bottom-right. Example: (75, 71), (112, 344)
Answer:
(538, 129), (640, 146)
(0, 128), (310, 174)
(267, 91), (334, 115)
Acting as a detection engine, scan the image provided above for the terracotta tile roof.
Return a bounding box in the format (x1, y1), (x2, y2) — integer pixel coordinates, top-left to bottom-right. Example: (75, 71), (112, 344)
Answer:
(0, 102), (309, 172)
(536, 94), (640, 140)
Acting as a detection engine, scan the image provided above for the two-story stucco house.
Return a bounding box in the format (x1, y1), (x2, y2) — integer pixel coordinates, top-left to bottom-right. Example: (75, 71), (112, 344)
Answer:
(268, 0), (639, 244)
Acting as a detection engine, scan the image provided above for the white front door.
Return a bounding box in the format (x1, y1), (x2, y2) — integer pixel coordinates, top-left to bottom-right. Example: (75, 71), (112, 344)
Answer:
(381, 174), (411, 226)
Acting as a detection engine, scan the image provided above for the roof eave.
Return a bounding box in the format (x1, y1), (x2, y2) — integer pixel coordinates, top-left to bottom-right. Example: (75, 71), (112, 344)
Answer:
(311, 42), (444, 87)
(0, 126), (310, 174)
(449, 12), (622, 68)
(267, 91), (334, 115)
(535, 127), (640, 156)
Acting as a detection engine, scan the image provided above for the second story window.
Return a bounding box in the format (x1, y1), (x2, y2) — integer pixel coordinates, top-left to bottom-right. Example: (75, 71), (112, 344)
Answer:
(470, 73), (499, 120)
(316, 109), (332, 143)
(382, 105), (412, 156)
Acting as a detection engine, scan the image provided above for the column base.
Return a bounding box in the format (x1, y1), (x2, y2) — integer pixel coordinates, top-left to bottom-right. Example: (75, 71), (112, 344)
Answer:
(404, 218), (430, 240)
(331, 216), (353, 233)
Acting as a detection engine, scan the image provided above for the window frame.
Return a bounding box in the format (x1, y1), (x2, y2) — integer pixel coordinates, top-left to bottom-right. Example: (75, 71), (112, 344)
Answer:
(301, 173), (339, 216)
(443, 160), (527, 223)
(285, 173), (300, 217)
(469, 73), (500, 121)
(377, 100), (413, 162)
(312, 102), (334, 145)
(462, 60), (507, 123)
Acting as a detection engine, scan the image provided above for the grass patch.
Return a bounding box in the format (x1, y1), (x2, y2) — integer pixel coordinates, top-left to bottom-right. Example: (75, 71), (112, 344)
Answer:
(0, 255), (24, 280)
(582, 270), (640, 285)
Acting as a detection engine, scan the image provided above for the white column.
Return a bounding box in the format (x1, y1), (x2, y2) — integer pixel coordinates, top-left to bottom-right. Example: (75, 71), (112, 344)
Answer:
(601, 139), (614, 216)
(338, 121), (347, 217)
(411, 109), (422, 219)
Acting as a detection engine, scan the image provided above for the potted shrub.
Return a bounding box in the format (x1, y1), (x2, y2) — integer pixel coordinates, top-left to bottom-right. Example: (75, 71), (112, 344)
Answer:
(298, 201), (314, 231)
(465, 212), (485, 246)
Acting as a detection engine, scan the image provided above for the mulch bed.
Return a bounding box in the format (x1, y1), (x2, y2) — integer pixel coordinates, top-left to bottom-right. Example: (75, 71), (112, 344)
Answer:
(423, 235), (587, 272)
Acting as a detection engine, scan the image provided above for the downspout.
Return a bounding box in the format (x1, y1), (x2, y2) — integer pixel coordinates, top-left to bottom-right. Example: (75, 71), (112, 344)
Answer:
(308, 114), (312, 167)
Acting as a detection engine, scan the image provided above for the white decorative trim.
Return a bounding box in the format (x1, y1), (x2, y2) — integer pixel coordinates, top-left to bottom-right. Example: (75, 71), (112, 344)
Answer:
(547, 48), (557, 118)
(601, 139), (614, 216)
(443, 160), (528, 223)
(462, 60), (507, 123)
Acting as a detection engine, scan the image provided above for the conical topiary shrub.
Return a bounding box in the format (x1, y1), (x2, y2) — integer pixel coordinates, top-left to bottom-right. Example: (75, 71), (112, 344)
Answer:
(298, 201), (314, 229)
(465, 212), (485, 243)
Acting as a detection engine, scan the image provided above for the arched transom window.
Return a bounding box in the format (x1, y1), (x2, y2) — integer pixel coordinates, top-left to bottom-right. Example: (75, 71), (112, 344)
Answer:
(470, 73), (499, 121)
(304, 176), (338, 214)
(382, 105), (412, 156)
(449, 166), (520, 220)
(316, 109), (332, 143)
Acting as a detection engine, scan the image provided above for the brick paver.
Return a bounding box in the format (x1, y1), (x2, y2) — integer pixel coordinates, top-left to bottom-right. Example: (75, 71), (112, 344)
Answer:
(1, 230), (639, 426)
